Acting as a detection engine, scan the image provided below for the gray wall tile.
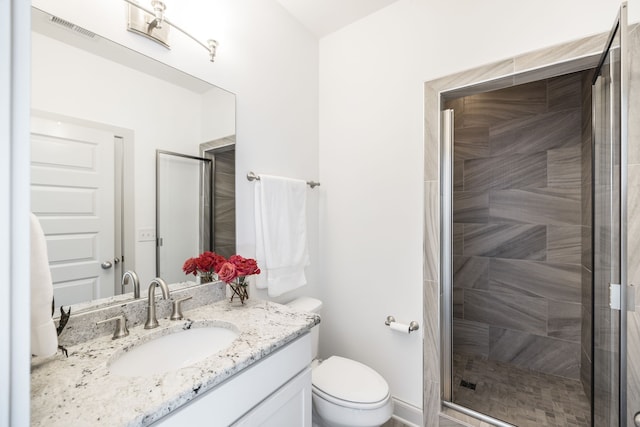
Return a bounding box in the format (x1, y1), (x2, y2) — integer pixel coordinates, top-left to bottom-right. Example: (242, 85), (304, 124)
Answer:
(513, 32), (605, 72)
(465, 152), (547, 191)
(548, 300), (581, 342)
(462, 80), (547, 127)
(490, 258), (581, 303)
(431, 59), (515, 96)
(453, 256), (489, 289)
(465, 289), (547, 335)
(453, 288), (464, 319)
(490, 187), (581, 226)
(627, 310), (640, 424)
(548, 73), (582, 112)
(453, 223), (463, 255)
(453, 191), (489, 223)
(424, 85), (440, 182)
(547, 225), (582, 264)
(548, 146), (581, 189)
(628, 26), (640, 165)
(489, 327), (581, 379)
(490, 109), (581, 156)
(582, 225), (592, 271)
(453, 159), (464, 192)
(453, 319), (489, 357)
(423, 280), (440, 383)
(454, 126), (490, 160)
(581, 302), (592, 361)
(423, 379), (440, 427)
(424, 181), (439, 281)
(581, 346), (592, 401)
(463, 224), (546, 260)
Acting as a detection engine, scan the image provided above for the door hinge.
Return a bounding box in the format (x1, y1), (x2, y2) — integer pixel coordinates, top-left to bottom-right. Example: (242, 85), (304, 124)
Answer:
(610, 283), (621, 310)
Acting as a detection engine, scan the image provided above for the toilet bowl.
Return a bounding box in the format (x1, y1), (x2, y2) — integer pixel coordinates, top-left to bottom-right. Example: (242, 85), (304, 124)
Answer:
(286, 297), (393, 427)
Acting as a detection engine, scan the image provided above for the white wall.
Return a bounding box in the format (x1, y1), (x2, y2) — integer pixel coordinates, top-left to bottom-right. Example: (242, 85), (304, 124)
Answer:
(30, 0), (320, 303)
(319, 0), (638, 412)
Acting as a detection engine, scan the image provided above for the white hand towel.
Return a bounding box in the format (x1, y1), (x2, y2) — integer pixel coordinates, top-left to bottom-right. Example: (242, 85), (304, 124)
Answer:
(254, 174), (310, 297)
(30, 213), (58, 357)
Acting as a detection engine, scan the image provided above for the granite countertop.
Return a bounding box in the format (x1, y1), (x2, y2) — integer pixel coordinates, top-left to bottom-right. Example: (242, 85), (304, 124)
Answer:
(31, 299), (319, 427)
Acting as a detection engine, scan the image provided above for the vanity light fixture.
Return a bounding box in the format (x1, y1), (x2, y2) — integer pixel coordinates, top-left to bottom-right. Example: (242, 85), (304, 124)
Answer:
(124, 0), (218, 62)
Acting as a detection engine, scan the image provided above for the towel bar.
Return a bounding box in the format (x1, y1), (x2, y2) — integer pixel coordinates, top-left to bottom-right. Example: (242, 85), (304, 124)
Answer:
(247, 171), (320, 188)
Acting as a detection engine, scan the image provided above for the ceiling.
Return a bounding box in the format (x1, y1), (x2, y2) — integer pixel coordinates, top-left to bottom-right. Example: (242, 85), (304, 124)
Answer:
(275, 0), (401, 37)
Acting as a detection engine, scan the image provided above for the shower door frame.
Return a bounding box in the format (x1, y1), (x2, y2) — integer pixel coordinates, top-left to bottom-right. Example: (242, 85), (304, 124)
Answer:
(591, 3), (629, 424)
(155, 150), (213, 282)
(435, 5), (629, 425)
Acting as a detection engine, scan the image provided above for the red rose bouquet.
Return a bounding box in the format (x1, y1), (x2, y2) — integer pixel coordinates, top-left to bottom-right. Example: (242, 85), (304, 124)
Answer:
(183, 252), (260, 304)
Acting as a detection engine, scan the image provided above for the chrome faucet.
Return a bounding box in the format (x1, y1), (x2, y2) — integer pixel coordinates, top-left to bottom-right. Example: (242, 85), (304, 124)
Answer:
(144, 278), (170, 329)
(121, 270), (140, 299)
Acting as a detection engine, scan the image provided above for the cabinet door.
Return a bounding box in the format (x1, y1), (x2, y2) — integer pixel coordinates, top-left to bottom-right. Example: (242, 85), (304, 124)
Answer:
(233, 367), (311, 427)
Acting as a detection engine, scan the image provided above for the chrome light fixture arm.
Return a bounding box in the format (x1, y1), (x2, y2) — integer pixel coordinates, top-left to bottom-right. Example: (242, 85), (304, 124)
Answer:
(123, 0), (218, 62)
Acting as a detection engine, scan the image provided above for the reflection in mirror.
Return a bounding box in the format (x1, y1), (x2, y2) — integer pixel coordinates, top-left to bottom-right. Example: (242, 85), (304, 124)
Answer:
(201, 137), (236, 259)
(30, 6), (236, 310)
(156, 151), (211, 284)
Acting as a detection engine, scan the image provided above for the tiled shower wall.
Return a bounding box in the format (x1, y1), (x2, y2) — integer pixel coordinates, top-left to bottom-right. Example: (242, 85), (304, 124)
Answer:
(213, 149), (236, 258)
(447, 73), (588, 381)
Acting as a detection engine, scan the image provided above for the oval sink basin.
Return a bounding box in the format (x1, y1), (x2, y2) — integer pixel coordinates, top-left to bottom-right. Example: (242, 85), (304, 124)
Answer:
(109, 326), (239, 377)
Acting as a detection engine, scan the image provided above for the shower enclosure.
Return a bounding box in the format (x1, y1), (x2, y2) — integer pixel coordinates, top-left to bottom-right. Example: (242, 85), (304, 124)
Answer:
(592, 7), (627, 424)
(438, 4), (629, 426)
(156, 150), (212, 284)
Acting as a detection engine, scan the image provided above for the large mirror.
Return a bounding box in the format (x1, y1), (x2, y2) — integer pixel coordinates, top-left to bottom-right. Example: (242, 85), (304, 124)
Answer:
(30, 7), (236, 309)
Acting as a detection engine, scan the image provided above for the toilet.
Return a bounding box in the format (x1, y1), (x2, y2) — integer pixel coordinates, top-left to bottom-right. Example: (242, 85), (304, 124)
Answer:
(286, 297), (393, 427)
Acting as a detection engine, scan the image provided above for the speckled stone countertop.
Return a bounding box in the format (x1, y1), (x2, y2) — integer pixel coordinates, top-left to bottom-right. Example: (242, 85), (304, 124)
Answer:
(31, 299), (319, 427)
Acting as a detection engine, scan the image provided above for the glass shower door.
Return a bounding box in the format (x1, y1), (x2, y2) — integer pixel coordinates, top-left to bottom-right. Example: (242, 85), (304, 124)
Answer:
(156, 150), (212, 284)
(592, 3), (628, 426)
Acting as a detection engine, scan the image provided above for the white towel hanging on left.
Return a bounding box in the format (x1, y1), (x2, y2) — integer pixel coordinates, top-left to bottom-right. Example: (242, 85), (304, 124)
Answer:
(254, 174), (310, 297)
(30, 213), (58, 357)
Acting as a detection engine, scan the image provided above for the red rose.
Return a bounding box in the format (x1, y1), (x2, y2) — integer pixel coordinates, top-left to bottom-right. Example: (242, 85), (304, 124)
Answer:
(182, 257), (198, 276)
(217, 262), (237, 283)
(196, 253), (215, 272)
(210, 252), (227, 272)
(229, 255), (260, 276)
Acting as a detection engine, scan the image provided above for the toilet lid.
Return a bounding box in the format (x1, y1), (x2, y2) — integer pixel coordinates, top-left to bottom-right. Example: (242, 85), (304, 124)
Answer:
(312, 356), (389, 405)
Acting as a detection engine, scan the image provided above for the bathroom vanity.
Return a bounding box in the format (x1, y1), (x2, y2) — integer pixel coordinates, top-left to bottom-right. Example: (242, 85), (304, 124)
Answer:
(30, 298), (319, 426)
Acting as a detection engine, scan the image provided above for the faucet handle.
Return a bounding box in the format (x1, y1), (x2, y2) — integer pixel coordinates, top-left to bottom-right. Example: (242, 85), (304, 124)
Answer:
(170, 296), (193, 321)
(97, 315), (130, 339)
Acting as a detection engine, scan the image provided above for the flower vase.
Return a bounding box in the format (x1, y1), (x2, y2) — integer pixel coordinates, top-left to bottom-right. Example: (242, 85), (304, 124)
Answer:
(198, 272), (214, 284)
(228, 277), (249, 305)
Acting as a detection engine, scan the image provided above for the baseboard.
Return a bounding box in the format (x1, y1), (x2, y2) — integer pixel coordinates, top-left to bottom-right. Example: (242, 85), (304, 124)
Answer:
(392, 397), (422, 427)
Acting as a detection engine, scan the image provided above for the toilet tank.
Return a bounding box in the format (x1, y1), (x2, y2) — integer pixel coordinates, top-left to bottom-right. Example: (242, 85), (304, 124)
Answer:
(286, 297), (322, 359)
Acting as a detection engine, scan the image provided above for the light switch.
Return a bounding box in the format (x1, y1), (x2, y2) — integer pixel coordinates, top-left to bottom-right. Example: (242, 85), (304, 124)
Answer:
(137, 228), (156, 242)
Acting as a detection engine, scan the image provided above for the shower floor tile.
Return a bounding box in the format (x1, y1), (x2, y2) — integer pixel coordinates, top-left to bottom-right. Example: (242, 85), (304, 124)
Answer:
(452, 353), (590, 426)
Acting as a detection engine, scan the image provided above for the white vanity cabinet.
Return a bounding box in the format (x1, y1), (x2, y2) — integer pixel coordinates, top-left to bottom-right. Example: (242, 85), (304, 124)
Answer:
(153, 333), (312, 427)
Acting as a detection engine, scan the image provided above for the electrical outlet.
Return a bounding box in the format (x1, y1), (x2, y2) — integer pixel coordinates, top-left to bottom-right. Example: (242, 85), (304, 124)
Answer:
(137, 228), (156, 242)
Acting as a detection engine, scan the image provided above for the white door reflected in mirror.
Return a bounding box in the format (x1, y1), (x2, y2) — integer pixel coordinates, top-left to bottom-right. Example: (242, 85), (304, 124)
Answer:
(31, 115), (117, 310)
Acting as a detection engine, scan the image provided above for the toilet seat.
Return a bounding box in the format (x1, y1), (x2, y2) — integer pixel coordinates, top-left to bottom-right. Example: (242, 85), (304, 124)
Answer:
(312, 385), (390, 410)
(312, 356), (390, 410)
